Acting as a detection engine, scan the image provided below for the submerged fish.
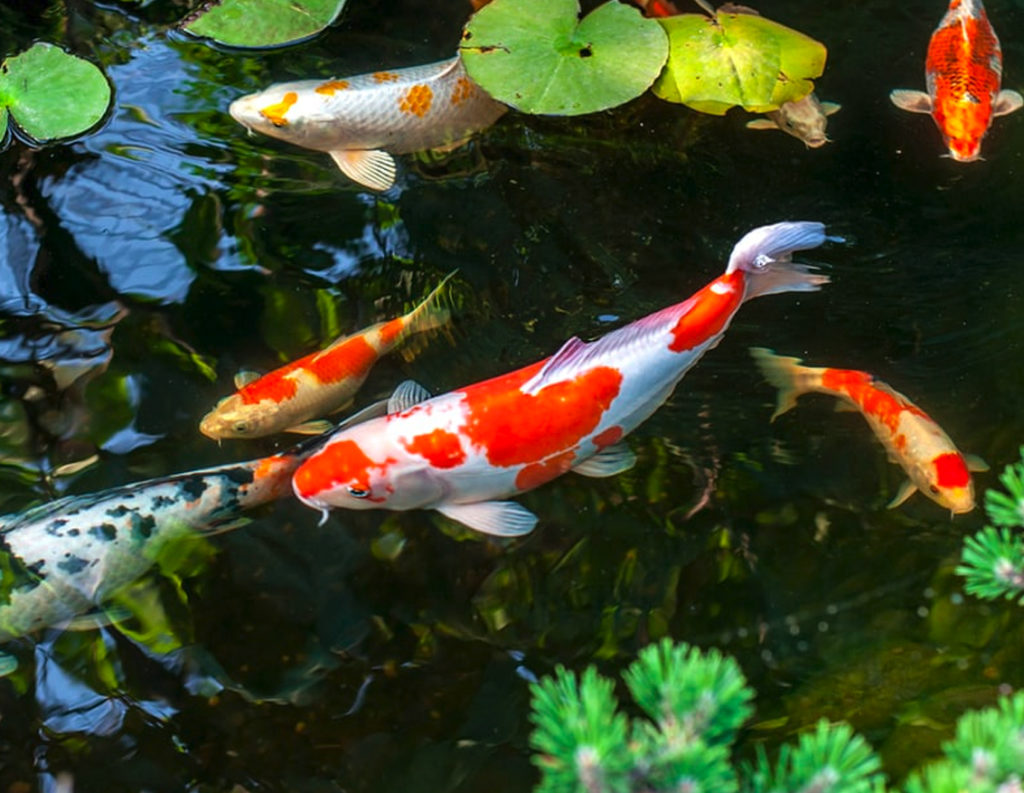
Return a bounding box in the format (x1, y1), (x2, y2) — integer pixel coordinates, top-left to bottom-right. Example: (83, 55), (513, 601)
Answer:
(229, 56), (507, 191)
(291, 222), (839, 537)
(199, 274), (454, 440)
(746, 93), (841, 148)
(889, 0), (1022, 162)
(751, 348), (987, 514)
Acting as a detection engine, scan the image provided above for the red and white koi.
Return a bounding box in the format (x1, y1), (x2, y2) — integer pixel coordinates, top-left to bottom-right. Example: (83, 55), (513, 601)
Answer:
(199, 274), (453, 440)
(890, 0), (1022, 162)
(228, 56), (507, 191)
(291, 222), (839, 537)
(750, 348), (987, 514)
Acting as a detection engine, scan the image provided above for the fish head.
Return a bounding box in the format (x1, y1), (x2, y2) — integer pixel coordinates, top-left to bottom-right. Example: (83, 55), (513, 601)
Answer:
(943, 133), (985, 163)
(229, 84), (313, 144)
(772, 94), (831, 148)
(928, 452), (976, 513)
(199, 396), (273, 440)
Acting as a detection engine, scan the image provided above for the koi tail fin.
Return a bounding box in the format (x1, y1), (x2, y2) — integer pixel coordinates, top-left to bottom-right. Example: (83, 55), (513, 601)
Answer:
(392, 270), (457, 361)
(750, 347), (822, 421)
(727, 221), (840, 301)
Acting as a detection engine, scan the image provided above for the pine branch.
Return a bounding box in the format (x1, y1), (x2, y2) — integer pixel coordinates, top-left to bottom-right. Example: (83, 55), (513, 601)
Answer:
(956, 527), (1024, 604)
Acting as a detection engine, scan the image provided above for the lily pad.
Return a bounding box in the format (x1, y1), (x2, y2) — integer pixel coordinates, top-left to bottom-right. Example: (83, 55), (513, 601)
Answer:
(460, 0), (668, 116)
(652, 11), (826, 115)
(182, 0), (347, 49)
(0, 43), (110, 142)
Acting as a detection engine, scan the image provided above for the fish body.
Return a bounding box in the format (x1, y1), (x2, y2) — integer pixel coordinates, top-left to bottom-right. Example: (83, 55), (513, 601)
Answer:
(746, 93), (841, 147)
(890, 0), (1022, 162)
(292, 222), (837, 537)
(751, 348), (986, 513)
(229, 56), (507, 191)
(199, 274), (453, 440)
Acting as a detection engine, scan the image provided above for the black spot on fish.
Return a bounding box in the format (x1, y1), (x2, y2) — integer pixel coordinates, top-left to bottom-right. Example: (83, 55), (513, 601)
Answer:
(57, 555), (89, 575)
(69, 529), (80, 537)
(89, 523), (118, 542)
(131, 513), (156, 540)
(106, 505), (132, 517)
(46, 521), (66, 537)
(26, 561), (45, 577)
(181, 477), (208, 501)
(151, 495), (175, 508)
(224, 467), (255, 486)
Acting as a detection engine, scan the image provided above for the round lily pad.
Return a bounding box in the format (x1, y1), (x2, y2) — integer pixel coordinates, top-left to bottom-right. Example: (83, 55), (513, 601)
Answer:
(182, 0), (348, 49)
(0, 43), (110, 142)
(652, 11), (826, 115)
(460, 0), (668, 116)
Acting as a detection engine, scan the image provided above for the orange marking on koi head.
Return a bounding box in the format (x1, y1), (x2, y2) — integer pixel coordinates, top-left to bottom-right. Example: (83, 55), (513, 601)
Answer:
(401, 429), (466, 469)
(373, 72), (400, 83)
(514, 450), (577, 491)
(934, 452), (970, 489)
(260, 91), (298, 127)
(309, 336), (379, 385)
(315, 80), (350, 95)
(398, 84), (434, 117)
(668, 273), (745, 353)
(293, 439), (392, 503)
(451, 77), (477, 106)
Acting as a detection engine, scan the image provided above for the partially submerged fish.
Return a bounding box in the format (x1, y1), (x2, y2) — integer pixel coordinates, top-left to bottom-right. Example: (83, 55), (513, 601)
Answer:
(751, 348), (986, 514)
(889, 0), (1022, 162)
(291, 222), (839, 537)
(199, 273), (454, 440)
(746, 93), (841, 148)
(229, 56), (507, 191)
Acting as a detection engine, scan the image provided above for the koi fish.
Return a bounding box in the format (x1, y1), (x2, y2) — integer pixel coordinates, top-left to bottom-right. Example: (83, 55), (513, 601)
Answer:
(889, 0), (1022, 162)
(750, 348), (987, 514)
(199, 273), (454, 440)
(229, 57), (507, 191)
(291, 222), (839, 537)
(746, 93), (841, 148)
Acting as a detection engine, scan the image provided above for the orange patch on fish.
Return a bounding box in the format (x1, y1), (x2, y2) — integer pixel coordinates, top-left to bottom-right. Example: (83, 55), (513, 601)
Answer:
(378, 317), (406, 346)
(668, 273), (744, 353)
(592, 426), (623, 448)
(459, 364), (623, 467)
(373, 72), (400, 83)
(315, 80), (350, 95)
(819, 369), (929, 434)
(260, 91), (298, 127)
(309, 336), (379, 385)
(450, 77), (477, 106)
(515, 450), (577, 491)
(399, 84), (434, 117)
(239, 366), (300, 405)
(402, 428), (466, 469)
(293, 440), (391, 498)
(934, 452), (970, 488)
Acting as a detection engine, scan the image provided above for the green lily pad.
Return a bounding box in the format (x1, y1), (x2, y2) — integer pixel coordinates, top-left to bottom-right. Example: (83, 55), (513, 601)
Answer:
(652, 11), (826, 115)
(460, 0), (668, 116)
(182, 0), (348, 49)
(0, 43), (110, 142)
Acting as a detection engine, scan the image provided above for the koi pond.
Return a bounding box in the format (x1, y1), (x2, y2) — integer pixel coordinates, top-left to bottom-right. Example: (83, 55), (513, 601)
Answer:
(2, 0), (1024, 790)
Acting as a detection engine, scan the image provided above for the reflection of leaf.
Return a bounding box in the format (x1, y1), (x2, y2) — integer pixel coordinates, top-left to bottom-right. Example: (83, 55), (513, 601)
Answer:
(182, 0), (348, 49)
(652, 12), (826, 115)
(461, 0), (668, 116)
(0, 43), (111, 141)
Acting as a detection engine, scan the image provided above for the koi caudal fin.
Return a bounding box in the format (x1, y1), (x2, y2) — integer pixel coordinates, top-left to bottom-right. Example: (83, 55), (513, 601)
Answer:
(388, 271), (456, 361)
(750, 347), (824, 421)
(727, 221), (840, 300)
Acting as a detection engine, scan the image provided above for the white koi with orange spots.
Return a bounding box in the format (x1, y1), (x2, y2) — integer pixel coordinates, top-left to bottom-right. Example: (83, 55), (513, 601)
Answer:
(228, 56), (507, 191)
(291, 222), (839, 537)
(199, 274), (453, 440)
(751, 348), (987, 514)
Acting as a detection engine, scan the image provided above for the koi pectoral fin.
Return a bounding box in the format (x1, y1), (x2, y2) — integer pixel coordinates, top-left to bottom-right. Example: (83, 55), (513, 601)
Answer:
(436, 501), (538, 537)
(964, 454), (990, 473)
(387, 380), (432, 413)
(572, 442), (637, 478)
(329, 149), (397, 192)
(887, 480), (918, 509)
(286, 420), (335, 435)
(993, 90), (1023, 118)
(821, 101), (842, 116)
(889, 89), (932, 114)
(745, 118), (779, 131)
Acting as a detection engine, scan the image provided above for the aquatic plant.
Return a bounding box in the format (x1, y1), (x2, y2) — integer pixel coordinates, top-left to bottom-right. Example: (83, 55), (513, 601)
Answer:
(181, 0), (348, 48)
(528, 638), (1024, 792)
(957, 449), (1024, 605)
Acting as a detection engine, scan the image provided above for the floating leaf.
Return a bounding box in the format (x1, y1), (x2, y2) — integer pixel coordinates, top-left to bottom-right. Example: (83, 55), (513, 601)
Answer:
(460, 0), (668, 116)
(0, 43), (110, 141)
(652, 11), (826, 115)
(182, 0), (348, 49)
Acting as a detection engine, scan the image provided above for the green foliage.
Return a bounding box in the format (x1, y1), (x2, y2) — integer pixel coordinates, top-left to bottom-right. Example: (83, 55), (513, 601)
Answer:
(181, 0), (348, 48)
(461, 0), (668, 116)
(0, 42), (110, 143)
(652, 11), (827, 115)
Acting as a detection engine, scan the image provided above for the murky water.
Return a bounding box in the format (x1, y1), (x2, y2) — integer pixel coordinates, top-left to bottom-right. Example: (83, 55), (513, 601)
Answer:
(2, 0), (1024, 790)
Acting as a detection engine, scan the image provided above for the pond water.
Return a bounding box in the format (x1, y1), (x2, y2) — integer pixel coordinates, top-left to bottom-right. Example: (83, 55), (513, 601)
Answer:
(2, 0), (1024, 790)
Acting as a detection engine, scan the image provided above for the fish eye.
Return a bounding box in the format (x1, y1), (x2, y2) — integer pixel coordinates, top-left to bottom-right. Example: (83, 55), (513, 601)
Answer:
(347, 486), (370, 499)
(929, 485), (940, 494)
(233, 420), (251, 434)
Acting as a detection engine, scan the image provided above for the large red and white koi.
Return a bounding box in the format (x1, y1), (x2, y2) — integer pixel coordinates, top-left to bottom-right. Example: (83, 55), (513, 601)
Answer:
(291, 222), (839, 537)
(199, 274), (453, 440)
(890, 0), (1022, 162)
(751, 348), (987, 514)
(229, 57), (507, 191)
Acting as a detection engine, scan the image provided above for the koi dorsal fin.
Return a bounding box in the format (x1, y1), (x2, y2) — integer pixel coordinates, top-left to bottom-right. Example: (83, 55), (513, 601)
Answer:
(388, 380), (432, 413)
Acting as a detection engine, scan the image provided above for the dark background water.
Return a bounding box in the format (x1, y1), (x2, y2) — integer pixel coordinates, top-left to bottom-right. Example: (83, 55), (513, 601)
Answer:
(2, 0), (1024, 790)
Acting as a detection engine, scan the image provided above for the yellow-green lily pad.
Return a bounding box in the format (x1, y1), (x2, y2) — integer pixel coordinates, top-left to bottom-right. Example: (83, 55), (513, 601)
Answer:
(652, 11), (826, 115)
(460, 0), (668, 116)
(0, 43), (110, 142)
(181, 0), (348, 49)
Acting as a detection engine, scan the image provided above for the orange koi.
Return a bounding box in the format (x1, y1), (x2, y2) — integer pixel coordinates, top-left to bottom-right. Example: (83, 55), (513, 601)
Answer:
(890, 0), (1022, 162)
(751, 348), (987, 514)
(199, 274), (454, 440)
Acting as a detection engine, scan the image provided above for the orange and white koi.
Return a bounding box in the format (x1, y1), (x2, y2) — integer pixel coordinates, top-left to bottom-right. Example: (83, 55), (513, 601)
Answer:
(291, 222), (839, 537)
(228, 56), (507, 191)
(751, 348), (987, 514)
(199, 274), (453, 440)
(889, 0), (1022, 162)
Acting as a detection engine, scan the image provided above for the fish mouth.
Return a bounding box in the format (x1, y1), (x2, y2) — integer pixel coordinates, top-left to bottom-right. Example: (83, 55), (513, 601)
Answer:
(198, 415), (222, 440)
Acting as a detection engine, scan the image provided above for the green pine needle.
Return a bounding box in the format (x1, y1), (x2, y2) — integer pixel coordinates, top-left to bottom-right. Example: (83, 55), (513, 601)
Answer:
(985, 447), (1024, 528)
(956, 527), (1024, 604)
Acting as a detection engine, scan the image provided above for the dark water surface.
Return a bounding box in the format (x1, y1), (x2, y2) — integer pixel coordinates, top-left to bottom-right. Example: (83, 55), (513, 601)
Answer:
(2, 0), (1024, 790)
